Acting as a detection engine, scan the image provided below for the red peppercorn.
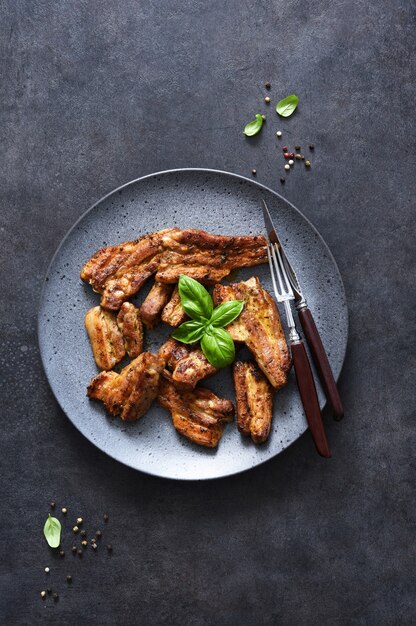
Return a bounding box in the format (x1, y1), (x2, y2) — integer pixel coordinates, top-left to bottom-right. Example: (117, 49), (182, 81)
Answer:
(283, 152), (290, 158)
(282, 146), (288, 152)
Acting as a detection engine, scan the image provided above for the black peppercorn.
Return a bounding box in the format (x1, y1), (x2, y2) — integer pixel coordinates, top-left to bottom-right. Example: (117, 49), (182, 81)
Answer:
(50, 501), (56, 509)
(265, 81), (271, 89)
(53, 593), (59, 601)
(71, 546), (77, 554)
(295, 145), (300, 151)
(280, 177), (285, 184)
(103, 514), (109, 522)
(80, 530), (86, 538)
(77, 549), (83, 557)
(309, 144), (315, 150)
(251, 169), (257, 176)
(67, 575), (72, 583)
(59, 550), (65, 558)
(96, 530), (102, 538)
(107, 544), (113, 552)
(47, 588), (52, 595)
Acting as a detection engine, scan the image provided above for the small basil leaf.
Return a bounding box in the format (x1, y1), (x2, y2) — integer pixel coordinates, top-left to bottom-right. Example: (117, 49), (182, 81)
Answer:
(275, 94), (299, 118)
(43, 514), (61, 548)
(201, 327), (235, 368)
(178, 274), (213, 321)
(210, 300), (244, 328)
(243, 114), (263, 137)
(171, 320), (206, 344)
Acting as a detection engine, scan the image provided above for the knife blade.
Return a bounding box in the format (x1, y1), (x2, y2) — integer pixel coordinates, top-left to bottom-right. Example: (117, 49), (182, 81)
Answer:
(262, 200), (344, 420)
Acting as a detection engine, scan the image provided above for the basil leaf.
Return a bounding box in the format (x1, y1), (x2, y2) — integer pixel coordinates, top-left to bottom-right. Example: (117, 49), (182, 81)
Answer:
(201, 328), (235, 368)
(210, 300), (244, 328)
(171, 320), (206, 344)
(178, 274), (213, 321)
(275, 94), (299, 117)
(43, 514), (61, 548)
(243, 114), (263, 137)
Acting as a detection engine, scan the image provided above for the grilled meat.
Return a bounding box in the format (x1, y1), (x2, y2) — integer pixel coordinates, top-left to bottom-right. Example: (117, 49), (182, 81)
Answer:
(81, 229), (268, 310)
(156, 229), (268, 284)
(87, 352), (165, 421)
(80, 231), (167, 310)
(233, 361), (274, 443)
(213, 277), (291, 389)
(159, 338), (217, 389)
(159, 377), (234, 447)
(85, 306), (125, 370)
(116, 302), (144, 358)
(140, 282), (174, 328)
(161, 286), (187, 327)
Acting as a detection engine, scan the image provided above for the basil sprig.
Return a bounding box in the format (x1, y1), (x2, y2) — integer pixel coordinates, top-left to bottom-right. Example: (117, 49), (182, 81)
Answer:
(43, 513), (61, 548)
(171, 275), (244, 368)
(243, 113), (263, 137)
(276, 94), (299, 117)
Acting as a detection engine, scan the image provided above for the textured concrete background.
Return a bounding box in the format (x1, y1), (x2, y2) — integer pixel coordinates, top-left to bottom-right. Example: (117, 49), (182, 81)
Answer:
(1, 1), (415, 624)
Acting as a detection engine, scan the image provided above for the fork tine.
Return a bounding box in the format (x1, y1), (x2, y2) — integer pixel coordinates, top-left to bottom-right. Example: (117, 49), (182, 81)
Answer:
(270, 243), (288, 295)
(274, 243), (292, 294)
(267, 245), (281, 299)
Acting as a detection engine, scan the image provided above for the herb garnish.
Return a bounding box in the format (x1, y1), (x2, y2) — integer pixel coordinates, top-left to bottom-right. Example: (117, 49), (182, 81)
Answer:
(43, 514), (61, 548)
(172, 275), (244, 368)
(276, 94), (299, 117)
(243, 113), (263, 137)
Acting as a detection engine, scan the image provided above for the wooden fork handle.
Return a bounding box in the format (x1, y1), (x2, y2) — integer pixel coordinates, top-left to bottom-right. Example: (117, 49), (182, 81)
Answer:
(291, 341), (331, 458)
(298, 307), (344, 420)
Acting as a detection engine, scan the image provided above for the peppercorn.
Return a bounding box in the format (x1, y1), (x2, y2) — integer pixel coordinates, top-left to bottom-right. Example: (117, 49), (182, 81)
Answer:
(284, 164), (290, 171)
(295, 154), (302, 160)
(280, 177), (285, 184)
(92, 543), (98, 550)
(67, 575), (72, 583)
(44, 567), (50, 573)
(265, 81), (271, 89)
(61, 507), (67, 515)
(80, 530), (86, 538)
(282, 146), (288, 152)
(47, 588), (52, 595)
(77, 549), (83, 556)
(76, 517), (83, 525)
(73, 526), (79, 533)
(103, 514), (109, 522)
(305, 160), (311, 167)
(300, 154), (305, 160)
(295, 145), (301, 151)
(59, 550), (65, 558)
(81, 540), (87, 547)
(288, 159), (294, 166)
(107, 544), (113, 552)
(283, 152), (290, 159)
(71, 546), (77, 554)
(90, 538), (96, 545)
(53, 593), (59, 602)
(96, 530), (102, 538)
(309, 144), (315, 150)
(261, 114), (266, 120)
(50, 501), (56, 509)
(264, 96), (270, 104)
(251, 169), (257, 176)
(40, 591), (46, 599)
(276, 130), (282, 137)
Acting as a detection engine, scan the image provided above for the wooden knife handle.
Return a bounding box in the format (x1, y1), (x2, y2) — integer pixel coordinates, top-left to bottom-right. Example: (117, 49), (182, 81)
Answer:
(298, 307), (344, 420)
(291, 341), (331, 458)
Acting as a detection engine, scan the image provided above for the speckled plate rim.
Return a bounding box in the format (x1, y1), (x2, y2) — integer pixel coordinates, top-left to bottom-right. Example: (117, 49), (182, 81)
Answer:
(38, 168), (348, 480)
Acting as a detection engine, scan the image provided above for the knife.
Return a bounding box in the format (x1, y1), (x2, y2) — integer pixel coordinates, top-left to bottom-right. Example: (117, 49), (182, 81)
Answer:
(262, 200), (344, 420)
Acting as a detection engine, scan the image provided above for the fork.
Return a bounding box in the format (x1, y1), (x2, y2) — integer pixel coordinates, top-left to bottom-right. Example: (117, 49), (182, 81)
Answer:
(267, 241), (331, 458)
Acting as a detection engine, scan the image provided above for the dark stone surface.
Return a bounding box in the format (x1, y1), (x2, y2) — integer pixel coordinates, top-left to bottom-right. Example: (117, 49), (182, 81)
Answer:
(0, 1), (414, 624)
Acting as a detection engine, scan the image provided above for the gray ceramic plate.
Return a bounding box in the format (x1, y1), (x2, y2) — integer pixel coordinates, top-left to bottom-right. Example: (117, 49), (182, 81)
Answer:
(38, 169), (348, 480)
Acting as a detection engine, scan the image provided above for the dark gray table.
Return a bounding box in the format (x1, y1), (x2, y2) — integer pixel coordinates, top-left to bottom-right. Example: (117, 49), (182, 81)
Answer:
(1, 1), (414, 624)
